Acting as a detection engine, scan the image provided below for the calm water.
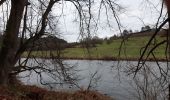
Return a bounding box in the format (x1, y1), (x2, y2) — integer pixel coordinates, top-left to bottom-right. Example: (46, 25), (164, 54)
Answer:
(18, 59), (168, 100)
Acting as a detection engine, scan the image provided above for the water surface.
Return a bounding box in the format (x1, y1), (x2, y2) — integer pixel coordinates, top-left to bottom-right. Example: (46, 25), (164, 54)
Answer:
(18, 59), (167, 100)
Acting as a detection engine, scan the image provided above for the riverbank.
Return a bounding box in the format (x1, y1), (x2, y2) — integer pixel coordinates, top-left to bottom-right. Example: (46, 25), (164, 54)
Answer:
(22, 55), (169, 62)
(61, 56), (169, 62)
(0, 84), (113, 100)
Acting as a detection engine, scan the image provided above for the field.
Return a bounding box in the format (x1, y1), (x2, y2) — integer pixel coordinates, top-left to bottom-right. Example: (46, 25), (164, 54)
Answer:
(23, 35), (167, 61)
(63, 36), (166, 60)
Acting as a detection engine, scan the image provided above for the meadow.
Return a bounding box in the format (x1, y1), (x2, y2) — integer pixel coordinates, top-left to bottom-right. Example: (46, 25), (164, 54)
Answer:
(23, 35), (167, 61)
(63, 36), (166, 60)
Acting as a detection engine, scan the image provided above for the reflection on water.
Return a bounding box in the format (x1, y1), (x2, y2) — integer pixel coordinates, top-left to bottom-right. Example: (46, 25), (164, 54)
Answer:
(18, 59), (168, 100)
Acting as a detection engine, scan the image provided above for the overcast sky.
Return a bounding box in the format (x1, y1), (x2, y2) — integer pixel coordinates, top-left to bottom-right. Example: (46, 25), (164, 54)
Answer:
(0, 0), (165, 42)
(53, 0), (166, 42)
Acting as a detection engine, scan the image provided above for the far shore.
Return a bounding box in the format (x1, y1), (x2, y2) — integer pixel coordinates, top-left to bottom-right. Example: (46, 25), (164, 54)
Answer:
(22, 56), (170, 62)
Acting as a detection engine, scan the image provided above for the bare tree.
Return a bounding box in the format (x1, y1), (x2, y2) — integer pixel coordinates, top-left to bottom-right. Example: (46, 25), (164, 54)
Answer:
(0, 0), (121, 87)
(123, 0), (170, 99)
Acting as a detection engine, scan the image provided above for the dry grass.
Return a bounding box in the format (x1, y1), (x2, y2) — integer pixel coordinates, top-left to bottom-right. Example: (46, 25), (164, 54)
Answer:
(0, 85), (113, 100)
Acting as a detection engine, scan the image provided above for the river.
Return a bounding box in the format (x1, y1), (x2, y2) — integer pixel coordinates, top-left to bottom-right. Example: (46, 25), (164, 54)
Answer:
(18, 59), (169, 100)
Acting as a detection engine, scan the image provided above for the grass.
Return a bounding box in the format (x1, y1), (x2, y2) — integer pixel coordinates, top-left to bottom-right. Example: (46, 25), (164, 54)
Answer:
(23, 35), (167, 61)
(62, 35), (167, 60)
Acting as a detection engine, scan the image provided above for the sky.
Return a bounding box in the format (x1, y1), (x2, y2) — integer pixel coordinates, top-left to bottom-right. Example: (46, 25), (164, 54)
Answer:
(0, 0), (166, 42)
(54, 0), (166, 42)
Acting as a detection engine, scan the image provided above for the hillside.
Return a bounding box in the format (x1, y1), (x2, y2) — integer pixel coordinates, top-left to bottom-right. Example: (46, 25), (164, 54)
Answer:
(62, 36), (166, 61)
(23, 29), (168, 61)
(27, 35), (68, 51)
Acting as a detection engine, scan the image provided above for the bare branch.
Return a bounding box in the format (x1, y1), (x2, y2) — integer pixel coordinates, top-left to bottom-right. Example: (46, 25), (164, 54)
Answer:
(0, 0), (6, 6)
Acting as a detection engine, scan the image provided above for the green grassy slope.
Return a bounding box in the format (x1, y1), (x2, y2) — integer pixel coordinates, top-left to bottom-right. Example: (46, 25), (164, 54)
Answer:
(23, 35), (167, 60)
(62, 36), (166, 60)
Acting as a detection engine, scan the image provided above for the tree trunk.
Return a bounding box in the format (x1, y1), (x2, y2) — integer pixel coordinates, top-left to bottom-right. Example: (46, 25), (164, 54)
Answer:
(0, 0), (26, 86)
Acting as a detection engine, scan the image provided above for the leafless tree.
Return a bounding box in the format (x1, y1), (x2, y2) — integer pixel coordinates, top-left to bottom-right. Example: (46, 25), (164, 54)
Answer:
(0, 0), (121, 88)
(123, 0), (170, 99)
